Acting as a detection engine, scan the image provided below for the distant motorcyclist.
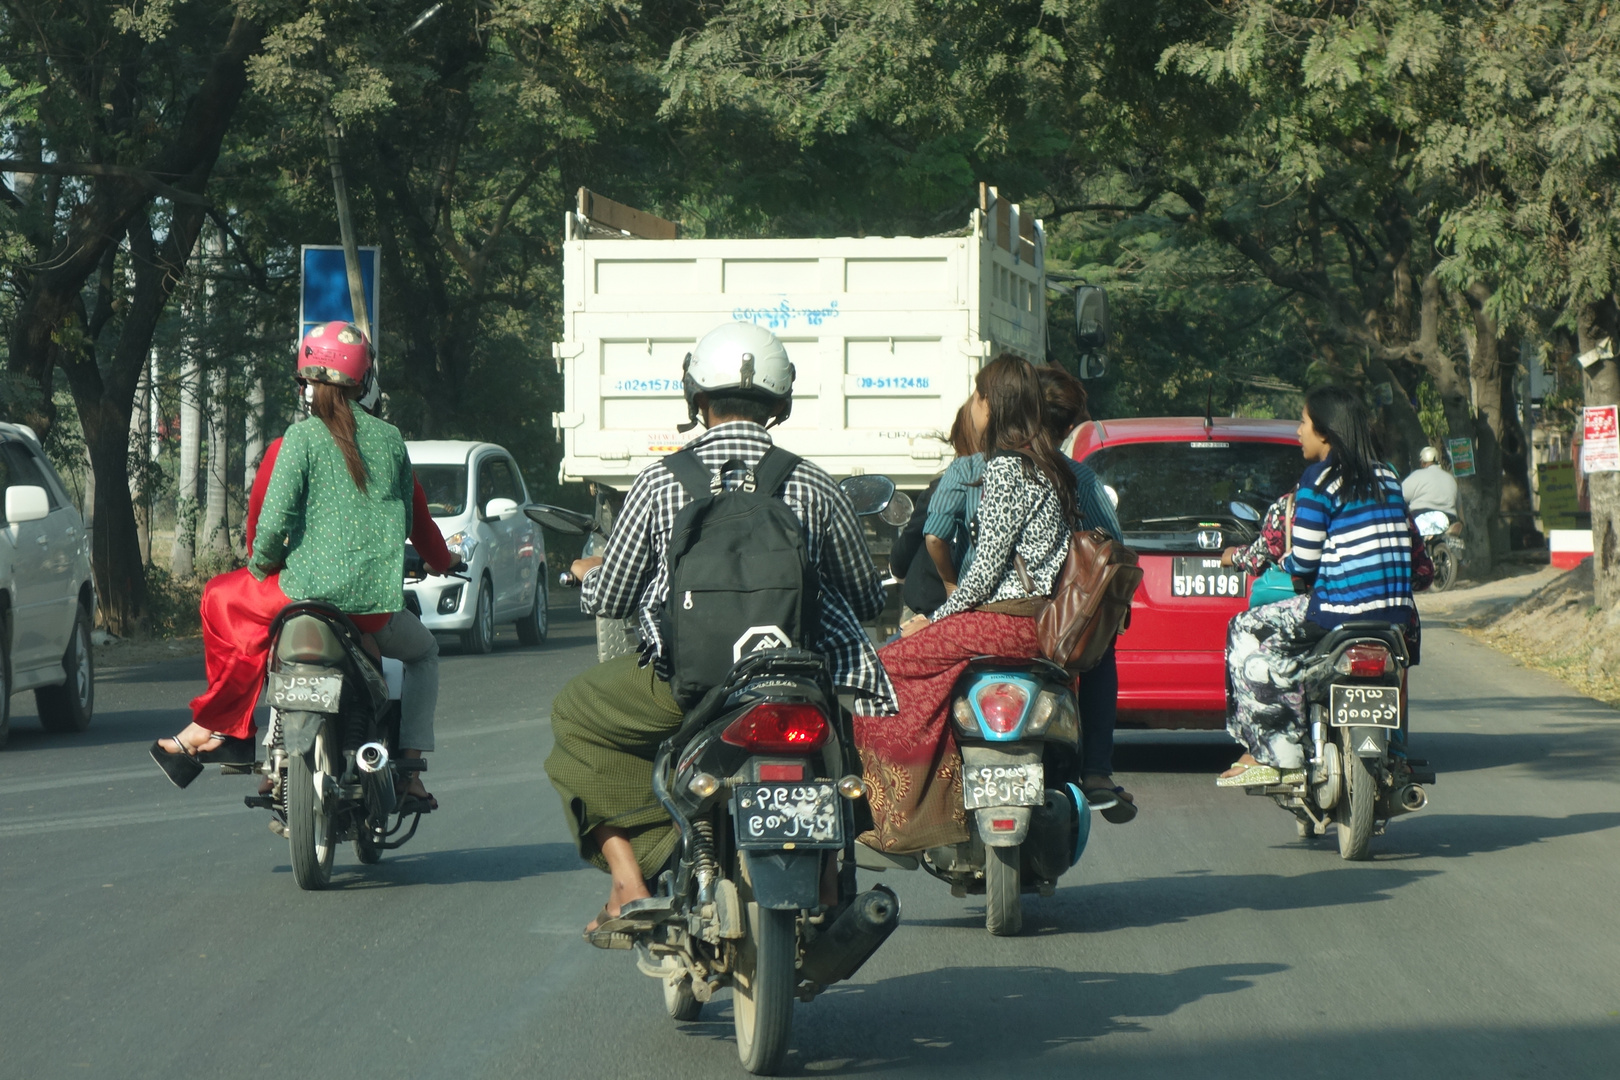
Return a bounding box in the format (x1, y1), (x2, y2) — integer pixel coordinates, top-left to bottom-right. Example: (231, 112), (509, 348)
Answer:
(1402, 446), (1459, 518)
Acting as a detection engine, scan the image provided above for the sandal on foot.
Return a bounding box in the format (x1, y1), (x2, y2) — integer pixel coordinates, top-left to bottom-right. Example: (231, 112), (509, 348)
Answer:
(1098, 787), (1139, 825)
(398, 786), (438, 813)
(149, 738), (205, 789)
(1216, 762), (1280, 787)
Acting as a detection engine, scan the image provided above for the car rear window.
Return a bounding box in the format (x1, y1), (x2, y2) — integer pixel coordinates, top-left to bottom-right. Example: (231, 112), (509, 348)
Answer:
(415, 465), (469, 517)
(1083, 439), (1303, 553)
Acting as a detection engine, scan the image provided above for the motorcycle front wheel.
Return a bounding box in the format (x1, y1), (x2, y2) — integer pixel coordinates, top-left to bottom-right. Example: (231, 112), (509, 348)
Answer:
(732, 902), (796, 1075)
(287, 723), (338, 890)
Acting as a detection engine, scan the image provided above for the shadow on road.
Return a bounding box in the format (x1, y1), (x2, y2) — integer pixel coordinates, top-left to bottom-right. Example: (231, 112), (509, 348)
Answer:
(1414, 722), (1620, 781)
(271, 842), (580, 887)
(683, 963), (1288, 1072)
(1377, 812), (1620, 858)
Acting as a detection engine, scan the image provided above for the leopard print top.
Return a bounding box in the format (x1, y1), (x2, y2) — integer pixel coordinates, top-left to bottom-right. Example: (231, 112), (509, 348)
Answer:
(930, 454), (1070, 621)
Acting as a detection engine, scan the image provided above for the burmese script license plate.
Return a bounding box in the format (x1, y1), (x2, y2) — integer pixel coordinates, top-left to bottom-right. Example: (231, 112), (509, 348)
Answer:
(734, 783), (843, 848)
(267, 672), (343, 713)
(1330, 684), (1401, 728)
(962, 762), (1044, 810)
(1171, 557), (1247, 598)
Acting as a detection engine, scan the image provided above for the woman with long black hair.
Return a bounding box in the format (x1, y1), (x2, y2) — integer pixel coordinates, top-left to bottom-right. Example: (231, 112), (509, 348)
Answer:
(857, 353), (1078, 853)
(1218, 385), (1415, 786)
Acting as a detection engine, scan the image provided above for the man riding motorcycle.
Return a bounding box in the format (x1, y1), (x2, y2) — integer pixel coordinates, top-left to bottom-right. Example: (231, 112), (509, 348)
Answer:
(1402, 446), (1460, 519)
(542, 321), (896, 935)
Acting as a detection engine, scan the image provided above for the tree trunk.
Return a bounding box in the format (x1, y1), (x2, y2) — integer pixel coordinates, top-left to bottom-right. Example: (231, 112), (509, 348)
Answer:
(132, 358), (152, 561)
(172, 345), (200, 578)
(1368, 357), (1429, 473)
(1579, 298), (1620, 608)
(203, 364), (231, 559)
(244, 375), (265, 494)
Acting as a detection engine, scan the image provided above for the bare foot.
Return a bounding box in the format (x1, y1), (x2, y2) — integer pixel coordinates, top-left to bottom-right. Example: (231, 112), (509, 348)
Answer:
(1219, 755), (1261, 780)
(586, 877), (652, 932)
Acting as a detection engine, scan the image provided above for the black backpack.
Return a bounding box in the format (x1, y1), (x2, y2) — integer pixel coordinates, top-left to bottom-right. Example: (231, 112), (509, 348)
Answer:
(660, 446), (817, 707)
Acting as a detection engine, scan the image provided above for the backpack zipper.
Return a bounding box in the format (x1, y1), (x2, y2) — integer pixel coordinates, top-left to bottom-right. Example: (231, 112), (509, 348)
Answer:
(683, 590), (693, 609)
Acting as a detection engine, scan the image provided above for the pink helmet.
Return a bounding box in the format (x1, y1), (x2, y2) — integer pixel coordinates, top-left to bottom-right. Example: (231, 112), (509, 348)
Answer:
(298, 321), (372, 387)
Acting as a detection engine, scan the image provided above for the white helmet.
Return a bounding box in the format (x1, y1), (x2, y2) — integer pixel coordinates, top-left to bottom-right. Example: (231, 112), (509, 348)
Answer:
(1419, 445), (1440, 465)
(681, 321), (795, 429)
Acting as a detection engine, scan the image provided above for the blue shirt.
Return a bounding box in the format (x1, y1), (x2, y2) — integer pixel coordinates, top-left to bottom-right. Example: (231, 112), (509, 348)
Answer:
(1283, 457), (1414, 628)
(922, 453), (1124, 578)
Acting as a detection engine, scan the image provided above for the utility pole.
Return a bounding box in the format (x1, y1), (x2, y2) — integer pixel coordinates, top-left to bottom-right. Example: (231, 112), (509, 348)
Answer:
(321, 110), (373, 345)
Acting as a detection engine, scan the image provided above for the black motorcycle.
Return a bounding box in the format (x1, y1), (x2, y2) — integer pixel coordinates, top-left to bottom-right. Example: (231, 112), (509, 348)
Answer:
(1250, 621), (1436, 859)
(530, 479), (903, 1076)
(239, 602), (432, 889)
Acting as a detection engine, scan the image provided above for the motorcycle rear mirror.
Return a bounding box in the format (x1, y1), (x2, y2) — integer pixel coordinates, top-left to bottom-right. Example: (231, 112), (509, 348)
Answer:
(840, 475), (896, 517)
(524, 503), (593, 535)
(879, 490), (914, 528)
(1229, 500), (1261, 522)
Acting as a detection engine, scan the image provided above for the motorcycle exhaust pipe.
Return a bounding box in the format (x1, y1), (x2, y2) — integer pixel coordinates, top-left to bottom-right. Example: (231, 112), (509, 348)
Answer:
(356, 742), (390, 775)
(1398, 784), (1427, 813)
(797, 886), (901, 990)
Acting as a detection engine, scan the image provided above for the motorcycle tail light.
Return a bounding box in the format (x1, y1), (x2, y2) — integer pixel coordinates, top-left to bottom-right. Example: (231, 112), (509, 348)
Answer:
(975, 682), (1031, 734)
(1335, 643), (1393, 678)
(721, 703), (830, 754)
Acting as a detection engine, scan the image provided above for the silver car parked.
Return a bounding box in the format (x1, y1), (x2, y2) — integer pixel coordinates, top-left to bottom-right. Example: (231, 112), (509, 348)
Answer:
(0, 423), (96, 748)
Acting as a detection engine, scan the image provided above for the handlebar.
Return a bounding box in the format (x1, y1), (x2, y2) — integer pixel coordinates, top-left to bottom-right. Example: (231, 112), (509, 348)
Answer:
(559, 571), (581, 589)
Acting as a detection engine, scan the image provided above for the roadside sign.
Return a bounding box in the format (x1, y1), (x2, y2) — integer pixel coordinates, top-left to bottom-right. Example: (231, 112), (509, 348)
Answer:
(1447, 437), (1476, 478)
(1582, 405), (1620, 473)
(300, 245), (379, 343)
(1538, 460), (1580, 530)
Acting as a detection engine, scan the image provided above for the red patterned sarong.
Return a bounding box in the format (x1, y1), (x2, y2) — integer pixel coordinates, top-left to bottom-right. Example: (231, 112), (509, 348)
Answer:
(188, 569), (291, 740)
(855, 612), (1040, 853)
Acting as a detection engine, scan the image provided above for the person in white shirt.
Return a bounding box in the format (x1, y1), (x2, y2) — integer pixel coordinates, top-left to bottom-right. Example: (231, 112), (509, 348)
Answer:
(1402, 446), (1459, 517)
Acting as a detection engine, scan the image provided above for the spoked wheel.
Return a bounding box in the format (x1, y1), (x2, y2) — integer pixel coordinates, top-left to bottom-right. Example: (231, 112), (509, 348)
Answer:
(1336, 731), (1376, 861)
(287, 721), (338, 889)
(732, 897), (796, 1074)
(1429, 541), (1457, 591)
(664, 975), (702, 1021)
(983, 843), (1024, 936)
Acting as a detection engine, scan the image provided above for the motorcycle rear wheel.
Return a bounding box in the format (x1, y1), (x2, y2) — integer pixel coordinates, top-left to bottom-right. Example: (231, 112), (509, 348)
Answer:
(983, 843), (1024, 937)
(287, 725), (337, 890)
(732, 903), (796, 1075)
(1335, 731), (1376, 861)
(1430, 541), (1457, 592)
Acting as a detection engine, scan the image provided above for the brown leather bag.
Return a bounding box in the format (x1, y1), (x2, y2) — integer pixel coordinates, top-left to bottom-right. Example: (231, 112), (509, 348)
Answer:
(1017, 529), (1144, 673)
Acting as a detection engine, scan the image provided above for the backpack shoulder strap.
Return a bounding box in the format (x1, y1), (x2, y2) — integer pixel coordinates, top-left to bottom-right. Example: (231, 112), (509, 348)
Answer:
(752, 446), (802, 498)
(662, 449), (713, 501)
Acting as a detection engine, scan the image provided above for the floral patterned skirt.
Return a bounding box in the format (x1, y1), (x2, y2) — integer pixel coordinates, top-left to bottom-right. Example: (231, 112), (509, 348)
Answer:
(855, 612), (1040, 853)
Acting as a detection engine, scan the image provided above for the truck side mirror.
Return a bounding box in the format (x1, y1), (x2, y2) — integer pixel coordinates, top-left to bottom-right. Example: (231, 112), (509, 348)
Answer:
(1075, 284), (1110, 350)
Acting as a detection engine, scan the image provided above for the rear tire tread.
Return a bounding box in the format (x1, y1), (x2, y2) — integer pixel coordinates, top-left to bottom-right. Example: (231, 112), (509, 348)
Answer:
(984, 843), (1023, 936)
(1337, 734), (1376, 861)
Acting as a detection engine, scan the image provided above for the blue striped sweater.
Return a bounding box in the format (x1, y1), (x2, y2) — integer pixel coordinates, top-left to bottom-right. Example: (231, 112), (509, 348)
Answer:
(1282, 458), (1415, 628)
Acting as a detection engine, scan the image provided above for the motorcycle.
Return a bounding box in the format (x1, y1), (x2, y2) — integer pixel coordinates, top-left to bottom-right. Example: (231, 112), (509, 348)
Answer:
(856, 657), (1094, 936)
(1414, 510), (1463, 591)
(1248, 621), (1436, 860)
(525, 476), (905, 1076)
(236, 602), (434, 889)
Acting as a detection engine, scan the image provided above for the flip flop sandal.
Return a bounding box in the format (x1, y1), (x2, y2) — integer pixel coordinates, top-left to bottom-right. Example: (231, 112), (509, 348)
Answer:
(1098, 787), (1139, 825)
(1216, 762), (1280, 788)
(1081, 787), (1121, 811)
(149, 736), (205, 789)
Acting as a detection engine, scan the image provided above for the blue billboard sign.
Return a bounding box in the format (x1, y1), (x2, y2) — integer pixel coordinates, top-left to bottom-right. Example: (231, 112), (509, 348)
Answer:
(300, 245), (379, 342)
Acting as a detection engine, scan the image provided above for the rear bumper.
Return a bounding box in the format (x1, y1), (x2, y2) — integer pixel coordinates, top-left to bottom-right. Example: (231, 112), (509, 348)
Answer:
(1116, 649), (1227, 730)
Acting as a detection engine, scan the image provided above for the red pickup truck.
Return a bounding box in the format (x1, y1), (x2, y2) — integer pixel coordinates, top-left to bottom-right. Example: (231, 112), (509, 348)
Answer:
(1072, 416), (1304, 730)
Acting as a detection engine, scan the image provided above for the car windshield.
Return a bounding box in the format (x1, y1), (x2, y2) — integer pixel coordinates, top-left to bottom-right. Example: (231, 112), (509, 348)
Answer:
(414, 464), (469, 517)
(1083, 439), (1304, 553)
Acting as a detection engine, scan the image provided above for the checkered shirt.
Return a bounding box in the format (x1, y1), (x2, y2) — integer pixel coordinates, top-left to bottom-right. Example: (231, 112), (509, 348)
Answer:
(580, 422), (898, 715)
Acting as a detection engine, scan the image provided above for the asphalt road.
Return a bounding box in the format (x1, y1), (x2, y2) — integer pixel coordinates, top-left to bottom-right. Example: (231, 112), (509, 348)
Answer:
(2, 607), (1618, 1079)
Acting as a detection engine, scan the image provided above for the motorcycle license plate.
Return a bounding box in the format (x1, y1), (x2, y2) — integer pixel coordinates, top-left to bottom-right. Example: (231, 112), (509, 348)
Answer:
(267, 672), (343, 713)
(734, 783), (843, 849)
(962, 762), (1044, 810)
(1171, 557), (1247, 598)
(1329, 684), (1401, 728)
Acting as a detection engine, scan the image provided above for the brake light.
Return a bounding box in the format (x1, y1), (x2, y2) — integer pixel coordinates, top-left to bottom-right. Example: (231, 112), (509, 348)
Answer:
(758, 763), (804, 781)
(975, 682), (1031, 734)
(721, 703), (830, 753)
(1335, 643), (1393, 678)
(991, 818), (1017, 832)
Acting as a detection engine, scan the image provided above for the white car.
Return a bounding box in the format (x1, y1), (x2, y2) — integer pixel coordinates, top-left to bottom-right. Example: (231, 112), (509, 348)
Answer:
(0, 422), (96, 748)
(404, 441), (548, 653)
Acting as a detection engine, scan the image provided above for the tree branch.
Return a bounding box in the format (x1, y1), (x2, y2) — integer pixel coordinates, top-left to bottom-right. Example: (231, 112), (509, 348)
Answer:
(0, 159), (213, 206)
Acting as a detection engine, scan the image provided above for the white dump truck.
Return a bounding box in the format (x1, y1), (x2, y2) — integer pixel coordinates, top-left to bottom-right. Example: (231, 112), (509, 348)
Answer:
(552, 186), (1050, 491)
(549, 186), (1061, 656)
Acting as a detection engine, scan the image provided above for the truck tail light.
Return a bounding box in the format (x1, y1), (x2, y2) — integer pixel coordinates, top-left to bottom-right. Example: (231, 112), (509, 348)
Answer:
(975, 682), (1031, 734)
(721, 703), (830, 753)
(1335, 643), (1393, 678)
